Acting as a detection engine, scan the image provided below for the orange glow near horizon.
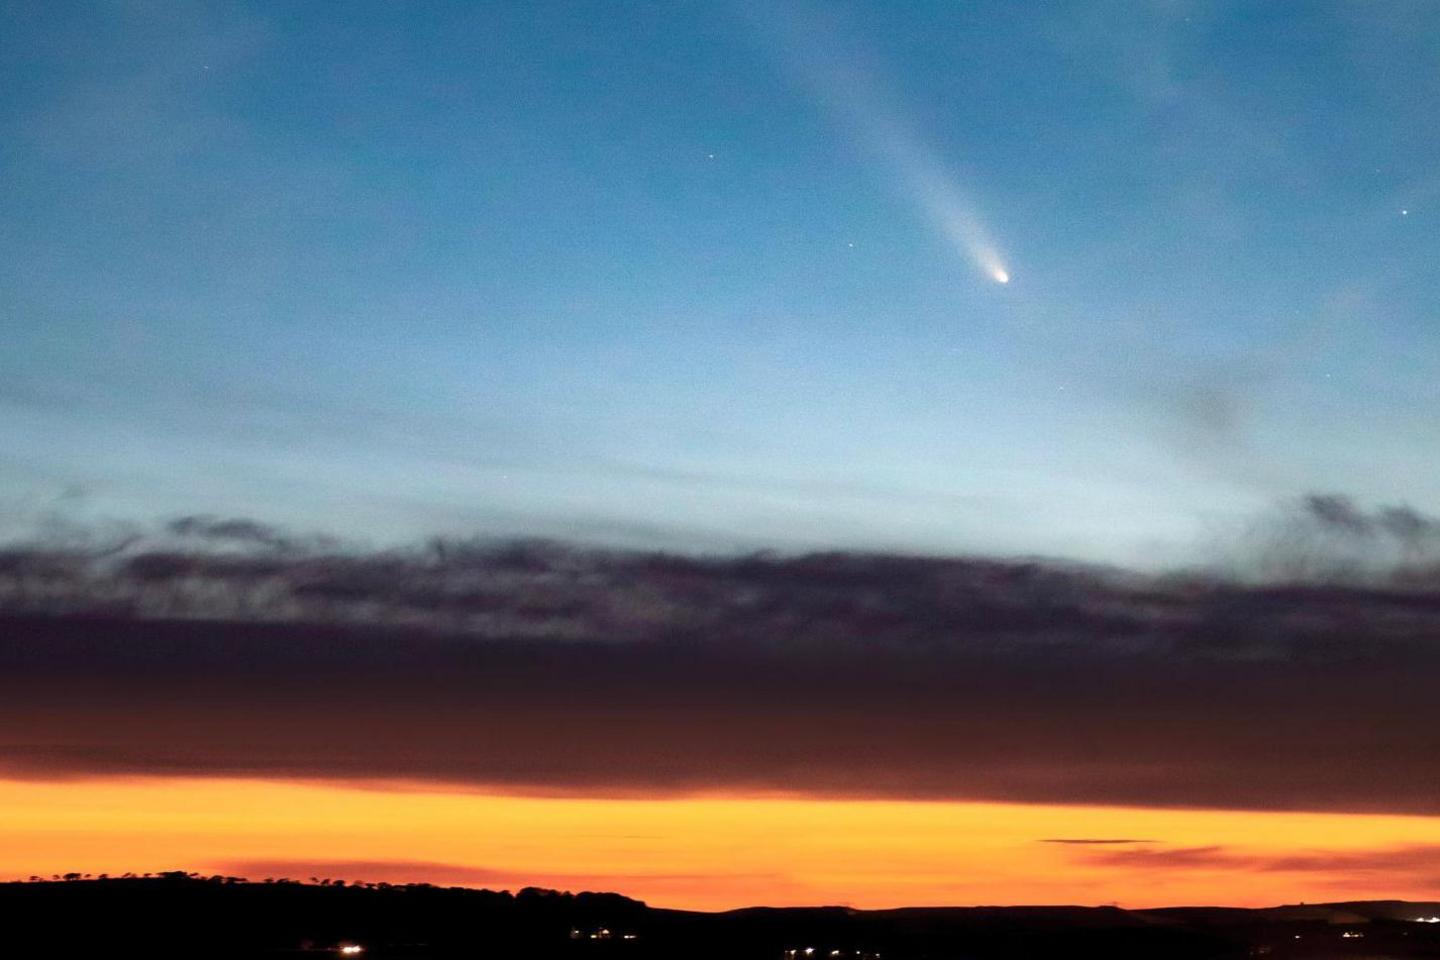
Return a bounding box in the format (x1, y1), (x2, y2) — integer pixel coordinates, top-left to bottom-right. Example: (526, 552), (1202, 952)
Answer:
(4, 776), (1440, 910)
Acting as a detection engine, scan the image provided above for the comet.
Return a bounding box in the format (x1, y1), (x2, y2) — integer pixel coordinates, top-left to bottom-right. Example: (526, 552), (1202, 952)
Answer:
(748, 1), (1013, 287)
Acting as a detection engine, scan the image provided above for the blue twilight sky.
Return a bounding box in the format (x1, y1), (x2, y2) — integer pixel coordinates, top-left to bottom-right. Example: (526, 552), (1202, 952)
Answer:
(2, 1), (1437, 565)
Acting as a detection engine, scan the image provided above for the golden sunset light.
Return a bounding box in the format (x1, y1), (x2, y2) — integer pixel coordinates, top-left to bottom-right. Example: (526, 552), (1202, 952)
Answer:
(5, 776), (1440, 911)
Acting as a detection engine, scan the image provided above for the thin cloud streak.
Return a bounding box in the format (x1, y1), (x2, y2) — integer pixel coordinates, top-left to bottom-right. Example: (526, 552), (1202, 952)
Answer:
(1079, 843), (1440, 892)
(1040, 839), (1158, 845)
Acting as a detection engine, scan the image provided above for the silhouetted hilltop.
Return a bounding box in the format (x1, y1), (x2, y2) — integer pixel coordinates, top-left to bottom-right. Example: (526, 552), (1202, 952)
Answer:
(6, 874), (1440, 959)
(1150, 900), (1440, 925)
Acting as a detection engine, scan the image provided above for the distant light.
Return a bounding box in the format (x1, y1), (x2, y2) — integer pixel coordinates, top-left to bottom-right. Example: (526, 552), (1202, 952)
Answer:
(990, 267), (1010, 284)
(339, 946), (364, 956)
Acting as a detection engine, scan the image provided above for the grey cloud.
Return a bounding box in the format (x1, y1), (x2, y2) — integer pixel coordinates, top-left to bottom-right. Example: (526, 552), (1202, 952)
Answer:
(1303, 495), (1375, 537)
(1237, 495), (1440, 585)
(6, 499), (1440, 659)
(3, 500), (1440, 813)
(167, 516), (295, 551)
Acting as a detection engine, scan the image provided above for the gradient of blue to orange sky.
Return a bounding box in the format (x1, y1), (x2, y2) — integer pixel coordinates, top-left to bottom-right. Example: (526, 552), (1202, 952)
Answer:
(4, 1), (1440, 911)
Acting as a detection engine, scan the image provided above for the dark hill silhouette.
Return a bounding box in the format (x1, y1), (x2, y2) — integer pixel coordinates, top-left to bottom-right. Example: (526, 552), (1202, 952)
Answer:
(5, 874), (1440, 959)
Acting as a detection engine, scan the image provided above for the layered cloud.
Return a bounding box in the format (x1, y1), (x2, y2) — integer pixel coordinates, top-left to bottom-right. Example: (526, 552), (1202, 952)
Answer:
(7, 495), (1440, 654)
(2, 499), (1440, 814)
(1084, 844), (1440, 873)
(1073, 844), (1440, 894)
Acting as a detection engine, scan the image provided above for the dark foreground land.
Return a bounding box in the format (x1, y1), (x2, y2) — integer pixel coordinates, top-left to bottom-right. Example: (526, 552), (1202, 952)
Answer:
(5, 875), (1440, 960)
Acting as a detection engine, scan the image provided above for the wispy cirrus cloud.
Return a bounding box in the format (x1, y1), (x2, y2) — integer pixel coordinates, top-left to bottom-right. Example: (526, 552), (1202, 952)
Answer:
(1078, 844), (1440, 893)
(1040, 839), (1157, 846)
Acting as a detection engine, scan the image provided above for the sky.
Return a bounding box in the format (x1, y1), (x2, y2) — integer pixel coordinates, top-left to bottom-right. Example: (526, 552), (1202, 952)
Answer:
(4, 0), (1440, 911)
(3, 0), (1438, 564)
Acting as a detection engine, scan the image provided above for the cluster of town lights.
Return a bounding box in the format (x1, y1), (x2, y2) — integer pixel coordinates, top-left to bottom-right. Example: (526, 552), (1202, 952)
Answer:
(570, 927), (638, 941)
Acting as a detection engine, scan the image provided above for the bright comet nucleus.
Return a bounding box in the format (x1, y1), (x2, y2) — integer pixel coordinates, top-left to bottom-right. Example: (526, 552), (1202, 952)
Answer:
(991, 267), (1010, 284)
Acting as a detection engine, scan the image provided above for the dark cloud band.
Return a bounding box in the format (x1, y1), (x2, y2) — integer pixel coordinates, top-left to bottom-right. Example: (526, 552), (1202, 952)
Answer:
(2, 608), (1438, 813)
(3, 504), (1439, 812)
